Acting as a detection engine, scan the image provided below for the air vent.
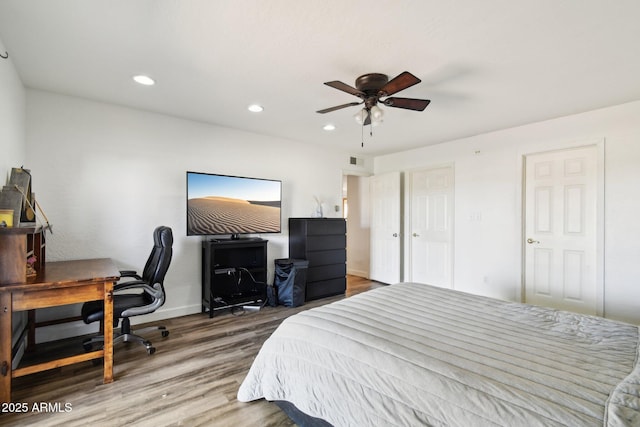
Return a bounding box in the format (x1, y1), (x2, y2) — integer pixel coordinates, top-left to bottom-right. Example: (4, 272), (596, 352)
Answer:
(349, 156), (364, 166)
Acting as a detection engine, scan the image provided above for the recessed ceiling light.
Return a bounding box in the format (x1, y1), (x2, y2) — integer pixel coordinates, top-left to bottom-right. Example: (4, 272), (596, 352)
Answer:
(323, 124), (336, 131)
(248, 104), (264, 113)
(133, 75), (155, 86)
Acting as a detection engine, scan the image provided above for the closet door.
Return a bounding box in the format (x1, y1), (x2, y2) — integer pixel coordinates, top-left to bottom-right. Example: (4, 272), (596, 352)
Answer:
(369, 172), (401, 284)
(408, 166), (454, 288)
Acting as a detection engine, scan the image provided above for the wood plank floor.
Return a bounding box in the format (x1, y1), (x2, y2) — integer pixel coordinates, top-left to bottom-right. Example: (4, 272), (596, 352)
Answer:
(3, 276), (384, 427)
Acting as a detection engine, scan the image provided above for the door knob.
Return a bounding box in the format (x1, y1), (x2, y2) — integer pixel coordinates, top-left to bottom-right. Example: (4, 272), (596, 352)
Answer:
(413, 233), (420, 237)
(527, 238), (540, 244)
(392, 233), (398, 237)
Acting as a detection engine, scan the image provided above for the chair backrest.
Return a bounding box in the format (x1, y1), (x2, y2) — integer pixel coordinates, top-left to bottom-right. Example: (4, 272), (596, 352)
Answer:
(141, 226), (173, 290)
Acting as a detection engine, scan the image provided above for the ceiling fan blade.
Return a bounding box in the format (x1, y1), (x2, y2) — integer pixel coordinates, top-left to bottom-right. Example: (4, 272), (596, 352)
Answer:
(316, 102), (362, 114)
(324, 81), (365, 97)
(382, 97), (431, 111)
(378, 71), (421, 96)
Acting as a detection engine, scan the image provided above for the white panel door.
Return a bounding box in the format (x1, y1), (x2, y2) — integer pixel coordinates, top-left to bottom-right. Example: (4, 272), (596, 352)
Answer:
(409, 166), (454, 288)
(524, 145), (600, 315)
(370, 172), (401, 284)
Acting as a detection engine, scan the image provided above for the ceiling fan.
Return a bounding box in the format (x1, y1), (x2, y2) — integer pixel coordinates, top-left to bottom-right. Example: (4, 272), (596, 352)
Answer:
(316, 71), (431, 126)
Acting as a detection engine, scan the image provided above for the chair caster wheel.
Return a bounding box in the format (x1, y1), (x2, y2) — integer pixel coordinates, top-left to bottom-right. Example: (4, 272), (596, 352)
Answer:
(83, 342), (93, 352)
(147, 346), (156, 355)
(161, 330), (169, 338)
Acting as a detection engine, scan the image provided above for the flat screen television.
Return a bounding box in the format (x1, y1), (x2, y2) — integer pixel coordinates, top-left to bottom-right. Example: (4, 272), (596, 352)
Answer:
(186, 171), (282, 238)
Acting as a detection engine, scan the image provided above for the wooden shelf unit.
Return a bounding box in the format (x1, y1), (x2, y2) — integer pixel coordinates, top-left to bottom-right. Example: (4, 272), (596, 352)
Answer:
(0, 224), (45, 285)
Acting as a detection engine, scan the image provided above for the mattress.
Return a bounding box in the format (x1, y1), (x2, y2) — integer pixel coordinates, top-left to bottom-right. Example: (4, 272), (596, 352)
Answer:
(238, 282), (640, 426)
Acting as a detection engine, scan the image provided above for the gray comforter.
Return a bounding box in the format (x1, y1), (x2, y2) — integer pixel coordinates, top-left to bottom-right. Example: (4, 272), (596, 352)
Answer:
(238, 282), (640, 426)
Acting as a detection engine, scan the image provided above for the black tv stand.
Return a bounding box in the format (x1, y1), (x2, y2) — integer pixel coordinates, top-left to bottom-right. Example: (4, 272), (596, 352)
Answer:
(209, 236), (262, 243)
(201, 238), (267, 317)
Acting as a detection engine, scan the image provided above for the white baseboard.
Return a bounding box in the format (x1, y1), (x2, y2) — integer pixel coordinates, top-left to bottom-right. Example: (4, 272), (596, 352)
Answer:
(128, 304), (202, 325)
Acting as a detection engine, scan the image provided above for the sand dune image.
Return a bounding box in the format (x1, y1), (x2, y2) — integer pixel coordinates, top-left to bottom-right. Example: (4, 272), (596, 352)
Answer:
(187, 196), (280, 235)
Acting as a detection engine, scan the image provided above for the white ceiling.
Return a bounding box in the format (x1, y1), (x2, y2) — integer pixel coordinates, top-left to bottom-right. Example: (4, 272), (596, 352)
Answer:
(1, 1), (640, 156)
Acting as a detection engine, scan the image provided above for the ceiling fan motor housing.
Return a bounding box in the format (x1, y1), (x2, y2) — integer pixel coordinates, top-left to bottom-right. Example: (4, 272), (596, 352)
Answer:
(356, 73), (388, 108)
(356, 73), (388, 94)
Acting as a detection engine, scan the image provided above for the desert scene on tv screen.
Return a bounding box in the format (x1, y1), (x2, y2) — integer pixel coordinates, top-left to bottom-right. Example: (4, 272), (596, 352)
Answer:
(187, 197), (281, 235)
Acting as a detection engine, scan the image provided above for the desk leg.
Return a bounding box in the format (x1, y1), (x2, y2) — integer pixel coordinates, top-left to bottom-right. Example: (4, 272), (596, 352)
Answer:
(0, 292), (12, 403)
(103, 281), (114, 384)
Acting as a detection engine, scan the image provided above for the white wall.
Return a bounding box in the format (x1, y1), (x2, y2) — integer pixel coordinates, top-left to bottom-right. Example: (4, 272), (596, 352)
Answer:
(26, 89), (363, 341)
(0, 36), (27, 356)
(374, 100), (640, 324)
(0, 39), (25, 181)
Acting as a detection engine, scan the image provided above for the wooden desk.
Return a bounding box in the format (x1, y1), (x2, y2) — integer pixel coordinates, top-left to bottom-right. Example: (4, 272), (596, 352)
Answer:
(0, 258), (120, 403)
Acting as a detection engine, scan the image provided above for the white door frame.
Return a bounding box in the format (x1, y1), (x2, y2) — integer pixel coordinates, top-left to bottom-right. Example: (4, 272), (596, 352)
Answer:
(519, 139), (605, 315)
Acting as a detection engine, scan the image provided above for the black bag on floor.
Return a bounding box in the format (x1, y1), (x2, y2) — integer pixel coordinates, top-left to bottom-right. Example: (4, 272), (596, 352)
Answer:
(274, 258), (309, 307)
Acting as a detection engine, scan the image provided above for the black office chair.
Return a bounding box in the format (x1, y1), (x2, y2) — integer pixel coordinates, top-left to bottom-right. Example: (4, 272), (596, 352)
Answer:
(82, 225), (173, 355)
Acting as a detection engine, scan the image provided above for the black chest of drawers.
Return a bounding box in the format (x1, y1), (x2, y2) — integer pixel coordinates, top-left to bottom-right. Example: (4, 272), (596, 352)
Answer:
(288, 218), (346, 301)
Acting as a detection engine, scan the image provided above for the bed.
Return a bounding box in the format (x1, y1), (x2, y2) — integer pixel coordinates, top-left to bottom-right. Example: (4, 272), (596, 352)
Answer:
(237, 282), (640, 426)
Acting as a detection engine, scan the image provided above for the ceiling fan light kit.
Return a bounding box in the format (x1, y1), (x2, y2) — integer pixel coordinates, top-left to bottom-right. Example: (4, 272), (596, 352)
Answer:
(354, 105), (383, 126)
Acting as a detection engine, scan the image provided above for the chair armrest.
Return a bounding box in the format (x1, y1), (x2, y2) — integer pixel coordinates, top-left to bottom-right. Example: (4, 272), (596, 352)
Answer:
(114, 279), (158, 295)
(119, 282), (166, 317)
(119, 270), (142, 280)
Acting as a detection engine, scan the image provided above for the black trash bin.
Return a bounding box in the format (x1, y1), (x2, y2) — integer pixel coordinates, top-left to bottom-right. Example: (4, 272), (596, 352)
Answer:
(274, 258), (309, 307)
